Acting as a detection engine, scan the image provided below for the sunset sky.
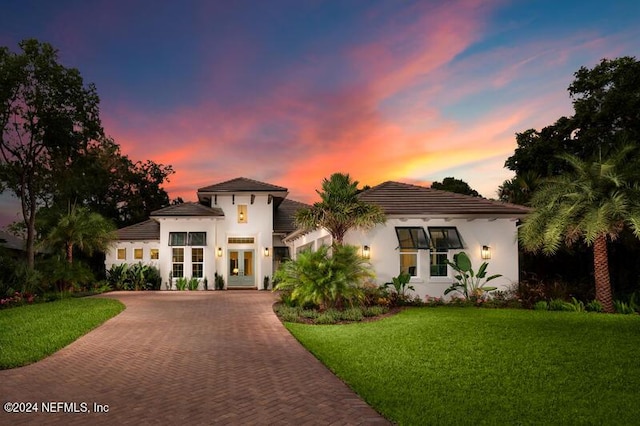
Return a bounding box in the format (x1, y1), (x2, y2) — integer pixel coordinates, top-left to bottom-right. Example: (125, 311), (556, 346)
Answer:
(1, 0), (639, 226)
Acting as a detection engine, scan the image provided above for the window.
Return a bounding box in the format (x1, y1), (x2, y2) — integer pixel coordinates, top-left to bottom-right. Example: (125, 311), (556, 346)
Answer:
(395, 227), (429, 277)
(188, 232), (206, 246)
(134, 248), (143, 260)
(395, 227), (430, 249)
(150, 249), (159, 260)
(427, 227), (463, 250)
(117, 248), (126, 260)
(170, 232), (206, 246)
(169, 232), (187, 246)
(192, 248), (204, 278)
(273, 247), (290, 262)
(427, 227), (464, 277)
(237, 205), (247, 223)
(228, 237), (254, 244)
(172, 247), (184, 278)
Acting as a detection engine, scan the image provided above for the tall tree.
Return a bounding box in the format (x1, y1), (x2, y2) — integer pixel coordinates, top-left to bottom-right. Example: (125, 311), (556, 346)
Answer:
(430, 177), (481, 197)
(295, 173), (386, 245)
(502, 57), (640, 204)
(519, 148), (640, 313)
(44, 206), (116, 264)
(0, 39), (102, 268)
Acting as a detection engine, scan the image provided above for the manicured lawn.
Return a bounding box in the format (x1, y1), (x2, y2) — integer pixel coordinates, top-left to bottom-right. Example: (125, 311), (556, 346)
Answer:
(0, 297), (125, 369)
(286, 307), (640, 425)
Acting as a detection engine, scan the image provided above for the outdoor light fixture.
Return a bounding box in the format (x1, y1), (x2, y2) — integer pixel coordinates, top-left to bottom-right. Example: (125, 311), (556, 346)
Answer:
(264, 247), (270, 257)
(363, 245), (371, 259)
(217, 247), (223, 257)
(481, 245), (491, 260)
(239, 211), (245, 221)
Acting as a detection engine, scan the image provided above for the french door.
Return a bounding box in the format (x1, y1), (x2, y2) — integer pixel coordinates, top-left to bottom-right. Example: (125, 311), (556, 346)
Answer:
(228, 250), (255, 287)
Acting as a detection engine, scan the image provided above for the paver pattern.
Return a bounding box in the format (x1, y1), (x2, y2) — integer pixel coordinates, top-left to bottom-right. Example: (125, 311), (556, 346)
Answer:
(0, 292), (390, 425)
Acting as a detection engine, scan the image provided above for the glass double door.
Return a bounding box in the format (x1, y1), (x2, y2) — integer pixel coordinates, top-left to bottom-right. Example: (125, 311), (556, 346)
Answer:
(228, 250), (255, 287)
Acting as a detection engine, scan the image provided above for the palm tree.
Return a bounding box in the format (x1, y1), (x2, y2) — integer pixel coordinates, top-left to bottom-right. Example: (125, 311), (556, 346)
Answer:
(295, 173), (386, 245)
(45, 206), (117, 264)
(519, 147), (640, 312)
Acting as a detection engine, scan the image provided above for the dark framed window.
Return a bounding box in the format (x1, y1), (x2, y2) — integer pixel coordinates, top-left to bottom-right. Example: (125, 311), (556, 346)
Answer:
(188, 232), (206, 246)
(169, 232), (187, 246)
(274, 247), (290, 262)
(427, 227), (463, 250)
(395, 227), (430, 249)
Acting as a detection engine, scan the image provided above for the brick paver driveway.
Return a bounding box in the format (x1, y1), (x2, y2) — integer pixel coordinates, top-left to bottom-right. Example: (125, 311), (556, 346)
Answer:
(0, 292), (389, 425)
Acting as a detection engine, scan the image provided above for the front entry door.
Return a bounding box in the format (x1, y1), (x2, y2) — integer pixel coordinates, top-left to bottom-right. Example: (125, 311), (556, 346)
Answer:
(228, 250), (255, 287)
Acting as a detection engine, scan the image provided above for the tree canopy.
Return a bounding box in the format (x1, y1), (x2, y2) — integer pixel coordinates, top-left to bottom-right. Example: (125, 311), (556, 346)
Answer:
(430, 177), (481, 197)
(0, 39), (174, 269)
(0, 39), (102, 267)
(502, 57), (640, 205)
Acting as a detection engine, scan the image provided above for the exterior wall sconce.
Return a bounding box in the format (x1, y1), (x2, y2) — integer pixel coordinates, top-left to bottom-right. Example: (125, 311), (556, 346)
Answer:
(481, 245), (491, 260)
(362, 245), (370, 259)
(217, 247), (223, 257)
(264, 247), (270, 257)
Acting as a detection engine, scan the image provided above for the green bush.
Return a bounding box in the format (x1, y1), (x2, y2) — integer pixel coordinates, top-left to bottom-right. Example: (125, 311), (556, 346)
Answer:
(187, 277), (199, 291)
(106, 263), (161, 291)
(340, 307), (364, 322)
(534, 301), (549, 311)
(586, 299), (604, 312)
(274, 245), (373, 309)
(315, 309), (342, 325)
(175, 277), (188, 291)
(614, 300), (636, 315)
(363, 306), (388, 317)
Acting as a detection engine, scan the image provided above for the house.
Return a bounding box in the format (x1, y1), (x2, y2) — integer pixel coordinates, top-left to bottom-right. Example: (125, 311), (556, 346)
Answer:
(105, 177), (530, 297)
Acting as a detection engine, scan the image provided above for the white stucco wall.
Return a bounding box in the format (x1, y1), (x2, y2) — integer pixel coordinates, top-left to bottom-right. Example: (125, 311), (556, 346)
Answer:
(156, 217), (219, 290)
(212, 194), (274, 288)
(286, 216), (520, 300)
(105, 240), (160, 269)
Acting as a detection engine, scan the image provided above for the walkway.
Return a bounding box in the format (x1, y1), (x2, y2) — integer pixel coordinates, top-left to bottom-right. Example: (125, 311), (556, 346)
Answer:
(0, 292), (389, 425)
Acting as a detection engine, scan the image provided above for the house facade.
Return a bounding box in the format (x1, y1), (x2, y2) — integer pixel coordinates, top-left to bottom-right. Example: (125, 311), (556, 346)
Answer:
(105, 177), (530, 298)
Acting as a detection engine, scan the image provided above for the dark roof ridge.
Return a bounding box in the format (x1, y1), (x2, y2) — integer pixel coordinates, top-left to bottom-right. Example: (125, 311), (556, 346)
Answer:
(198, 177), (288, 193)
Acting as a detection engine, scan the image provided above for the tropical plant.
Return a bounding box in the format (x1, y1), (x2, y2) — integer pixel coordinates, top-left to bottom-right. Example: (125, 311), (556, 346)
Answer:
(294, 173), (386, 245)
(519, 147), (640, 313)
(175, 277), (188, 291)
(43, 206), (116, 264)
(586, 299), (604, 313)
(187, 277), (199, 291)
(444, 252), (501, 301)
(106, 263), (161, 291)
(274, 245), (374, 309)
(106, 263), (130, 290)
(614, 300), (636, 315)
(384, 271), (415, 304)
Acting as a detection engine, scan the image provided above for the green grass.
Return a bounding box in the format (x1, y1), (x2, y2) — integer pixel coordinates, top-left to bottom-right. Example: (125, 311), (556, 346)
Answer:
(286, 307), (640, 425)
(0, 297), (125, 369)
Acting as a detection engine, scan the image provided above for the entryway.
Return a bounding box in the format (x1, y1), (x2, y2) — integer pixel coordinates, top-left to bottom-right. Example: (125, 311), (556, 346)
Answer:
(228, 249), (255, 287)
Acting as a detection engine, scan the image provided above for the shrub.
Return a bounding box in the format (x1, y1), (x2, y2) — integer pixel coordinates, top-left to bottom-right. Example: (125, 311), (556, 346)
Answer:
(315, 309), (342, 325)
(187, 277), (199, 291)
(586, 299), (603, 312)
(275, 305), (302, 322)
(534, 300), (549, 311)
(548, 298), (577, 312)
(339, 307), (364, 322)
(274, 245), (373, 309)
(175, 277), (188, 291)
(363, 305), (388, 317)
(425, 295), (445, 307)
(614, 300), (636, 315)
(214, 272), (225, 290)
(106, 263), (161, 291)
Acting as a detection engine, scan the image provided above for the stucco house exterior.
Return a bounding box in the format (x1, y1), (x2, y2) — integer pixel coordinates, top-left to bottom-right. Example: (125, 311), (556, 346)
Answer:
(105, 177), (530, 298)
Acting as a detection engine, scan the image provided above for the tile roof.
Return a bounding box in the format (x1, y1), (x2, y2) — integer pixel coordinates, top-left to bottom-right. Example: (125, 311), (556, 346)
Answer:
(150, 202), (224, 217)
(274, 198), (310, 234)
(358, 181), (531, 216)
(198, 177), (288, 193)
(117, 220), (160, 241)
